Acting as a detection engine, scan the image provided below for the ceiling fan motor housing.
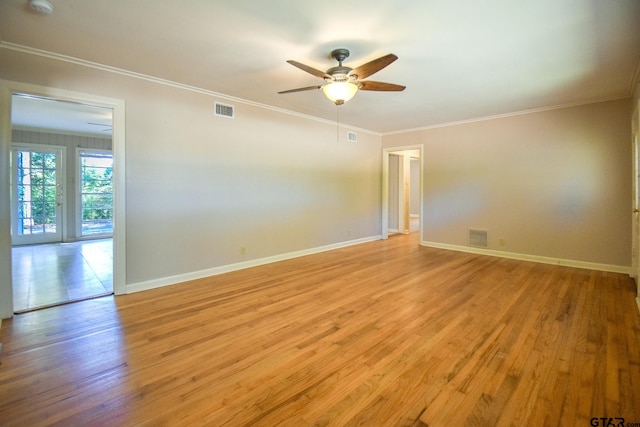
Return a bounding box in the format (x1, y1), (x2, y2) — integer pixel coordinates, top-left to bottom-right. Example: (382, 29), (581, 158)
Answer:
(330, 48), (350, 63)
(328, 49), (353, 80)
(326, 68), (352, 81)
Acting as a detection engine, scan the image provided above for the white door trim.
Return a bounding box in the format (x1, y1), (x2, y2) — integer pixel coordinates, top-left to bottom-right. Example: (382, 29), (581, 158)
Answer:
(0, 80), (127, 318)
(632, 97), (640, 311)
(381, 145), (423, 240)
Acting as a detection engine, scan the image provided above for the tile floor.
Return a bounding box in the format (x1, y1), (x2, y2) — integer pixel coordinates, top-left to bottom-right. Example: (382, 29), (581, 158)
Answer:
(12, 239), (113, 312)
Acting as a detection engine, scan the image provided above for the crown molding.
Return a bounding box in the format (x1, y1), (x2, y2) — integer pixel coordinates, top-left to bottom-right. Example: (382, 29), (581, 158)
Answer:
(3, 41), (631, 139)
(383, 95), (632, 136)
(0, 41), (379, 137)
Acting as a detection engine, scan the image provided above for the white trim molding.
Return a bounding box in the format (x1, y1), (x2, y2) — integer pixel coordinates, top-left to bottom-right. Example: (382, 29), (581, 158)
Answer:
(0, 41), (378, 137)
(383, 95), (633, 137)
(127, 235), (381, 294)
(0, 85), (14, 319)
(421, 240), (631, 275)
(131, 237), (635, 295)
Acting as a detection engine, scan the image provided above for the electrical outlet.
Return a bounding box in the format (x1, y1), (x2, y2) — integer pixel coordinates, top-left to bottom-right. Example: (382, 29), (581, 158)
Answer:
(498, 238), (505, 247)
(240, 246), (246, 255)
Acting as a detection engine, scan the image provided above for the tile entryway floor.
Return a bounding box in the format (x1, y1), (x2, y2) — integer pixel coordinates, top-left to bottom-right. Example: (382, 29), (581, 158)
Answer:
(12, 239), (113, 312)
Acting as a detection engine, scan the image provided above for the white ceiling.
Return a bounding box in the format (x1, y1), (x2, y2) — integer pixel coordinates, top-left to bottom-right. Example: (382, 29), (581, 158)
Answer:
(1, 0), (639, 134)
(11, 94), (113, 137)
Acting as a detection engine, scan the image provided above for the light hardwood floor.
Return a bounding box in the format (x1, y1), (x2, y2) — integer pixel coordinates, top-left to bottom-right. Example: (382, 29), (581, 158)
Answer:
(1, 234), (639, 426)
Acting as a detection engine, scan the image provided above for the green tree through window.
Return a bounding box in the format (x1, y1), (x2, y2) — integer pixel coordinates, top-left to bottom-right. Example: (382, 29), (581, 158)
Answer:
(16, 151), (58, 234)
(80, 151), (113, 236)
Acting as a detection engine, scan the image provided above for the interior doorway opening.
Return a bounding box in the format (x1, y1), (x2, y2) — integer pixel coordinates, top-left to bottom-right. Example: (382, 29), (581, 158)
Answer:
(382, 146), (423, 241)
(632, 98), (640, 312)
(0, 81), (126, 319)
(10, 93), (114, 312)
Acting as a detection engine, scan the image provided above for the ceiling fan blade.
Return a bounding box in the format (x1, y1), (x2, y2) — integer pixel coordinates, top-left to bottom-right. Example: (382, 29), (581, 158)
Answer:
(358, 81), (406, 91)
(278, 85), (322, 94)
(349, 54), (398, 80)
(287, 60), (330, 79)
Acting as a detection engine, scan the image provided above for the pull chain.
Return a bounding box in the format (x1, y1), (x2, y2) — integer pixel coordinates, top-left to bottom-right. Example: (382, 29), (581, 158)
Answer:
(336, 105), (340, 142)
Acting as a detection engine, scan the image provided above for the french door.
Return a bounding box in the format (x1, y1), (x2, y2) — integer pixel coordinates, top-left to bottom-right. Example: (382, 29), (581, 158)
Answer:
(78, 149), (114, 237)
(11, 144), (65, 245)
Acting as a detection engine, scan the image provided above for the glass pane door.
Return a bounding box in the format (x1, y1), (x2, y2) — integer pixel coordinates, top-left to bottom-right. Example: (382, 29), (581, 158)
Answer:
(79, 150), (113, 237)
(11, 144), (65, 245)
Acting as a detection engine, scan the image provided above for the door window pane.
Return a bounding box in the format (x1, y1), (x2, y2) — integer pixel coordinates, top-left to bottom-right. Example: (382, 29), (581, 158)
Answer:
(80, 151), (113, 236)
(15, 150), (58, 236)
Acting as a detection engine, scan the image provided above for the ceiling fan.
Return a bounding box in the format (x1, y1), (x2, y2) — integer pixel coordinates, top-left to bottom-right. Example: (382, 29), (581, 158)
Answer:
(278, 48), (405, 105)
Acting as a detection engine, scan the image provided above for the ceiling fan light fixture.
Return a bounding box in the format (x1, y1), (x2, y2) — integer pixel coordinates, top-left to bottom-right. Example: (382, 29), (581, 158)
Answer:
(322, 81), (359, 105)
(280, 49), (403, 104)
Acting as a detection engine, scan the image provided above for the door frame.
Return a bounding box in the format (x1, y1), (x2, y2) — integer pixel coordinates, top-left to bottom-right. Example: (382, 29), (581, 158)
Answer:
(11, 143), (67, 245)
(0, 80), (127, 318)
(632, 96), (640, 312)
(382, 144), (423, 240)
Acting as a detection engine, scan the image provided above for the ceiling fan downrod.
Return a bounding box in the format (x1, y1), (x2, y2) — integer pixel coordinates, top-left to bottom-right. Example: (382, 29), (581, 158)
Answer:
(327, 49), (353, 80)
(330, 48), (350, 65)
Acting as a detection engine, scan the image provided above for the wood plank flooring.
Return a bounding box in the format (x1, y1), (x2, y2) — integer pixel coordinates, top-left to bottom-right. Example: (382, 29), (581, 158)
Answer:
(1, 234), (640, 426)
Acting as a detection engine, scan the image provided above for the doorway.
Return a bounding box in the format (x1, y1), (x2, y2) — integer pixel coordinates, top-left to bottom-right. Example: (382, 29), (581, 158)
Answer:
(0, 81), (126, 318)
(632, 98), (640, 311)
(10, 95), (114, 311)
(11, 144), (65, 245)
(382, 146), (423, 240)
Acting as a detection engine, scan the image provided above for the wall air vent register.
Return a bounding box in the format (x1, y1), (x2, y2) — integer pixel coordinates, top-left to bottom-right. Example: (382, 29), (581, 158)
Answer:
(215, 102), (234, 118)
(469, 229), (488, 248)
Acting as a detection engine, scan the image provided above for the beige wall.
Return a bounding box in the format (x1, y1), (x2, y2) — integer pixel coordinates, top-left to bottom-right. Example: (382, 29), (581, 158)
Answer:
(383, 99), (632, 269)
(0, 48), (382, 293)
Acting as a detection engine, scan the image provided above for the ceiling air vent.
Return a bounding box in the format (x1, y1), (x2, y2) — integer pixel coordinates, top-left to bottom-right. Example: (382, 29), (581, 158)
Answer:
(469, 229), (488, 248)
(215, 102), (234, 119)
(347, 131), (358, 142)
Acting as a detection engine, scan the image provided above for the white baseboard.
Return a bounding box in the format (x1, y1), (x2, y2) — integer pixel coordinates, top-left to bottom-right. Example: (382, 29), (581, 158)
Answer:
(126, 235), (382, 294)
(421, 240), (631, 275)
(126, 236), (633, 295)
